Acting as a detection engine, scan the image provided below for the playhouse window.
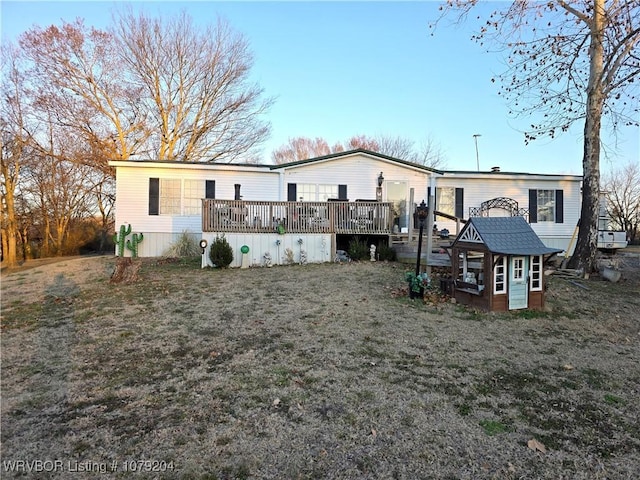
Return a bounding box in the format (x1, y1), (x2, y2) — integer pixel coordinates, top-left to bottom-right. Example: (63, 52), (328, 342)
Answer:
(530, 255), (542, 291)
(494, 257), (506, 294)
(512, 257), (525, 281)
(457, 250), (485, 291)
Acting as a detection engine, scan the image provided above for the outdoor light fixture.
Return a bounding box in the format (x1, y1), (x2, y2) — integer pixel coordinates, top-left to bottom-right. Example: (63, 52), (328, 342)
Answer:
(376, 172), (384, 202)
(416, 200), (429, 226)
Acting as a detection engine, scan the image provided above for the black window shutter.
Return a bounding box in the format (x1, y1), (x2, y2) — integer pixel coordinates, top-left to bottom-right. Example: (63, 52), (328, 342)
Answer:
(205, 180), (215, 199)
(555, 189), (564, 223)
(149, 178), (159, 216)
(338, 184), (347, 200)
(287, 183), (297, 201)
(455, 188), (464, 218)
(529, 189), (537, 223)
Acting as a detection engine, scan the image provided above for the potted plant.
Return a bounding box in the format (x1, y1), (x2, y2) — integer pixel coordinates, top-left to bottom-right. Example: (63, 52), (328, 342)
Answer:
(405, 271), (430, 299)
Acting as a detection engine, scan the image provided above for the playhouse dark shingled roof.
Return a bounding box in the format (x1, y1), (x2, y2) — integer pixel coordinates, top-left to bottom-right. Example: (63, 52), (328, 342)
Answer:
(457, 217), (563, 256)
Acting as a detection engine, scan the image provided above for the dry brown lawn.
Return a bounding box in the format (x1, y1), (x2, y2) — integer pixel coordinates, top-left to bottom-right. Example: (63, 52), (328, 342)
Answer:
(1, 254), (639, 479)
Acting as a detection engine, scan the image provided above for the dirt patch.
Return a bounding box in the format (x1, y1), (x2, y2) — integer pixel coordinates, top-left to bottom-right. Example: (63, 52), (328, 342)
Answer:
(1, 255), (639, 479)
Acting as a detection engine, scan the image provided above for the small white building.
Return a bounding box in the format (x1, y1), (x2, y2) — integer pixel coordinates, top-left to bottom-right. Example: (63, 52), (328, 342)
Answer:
(109, 149), (582, 266)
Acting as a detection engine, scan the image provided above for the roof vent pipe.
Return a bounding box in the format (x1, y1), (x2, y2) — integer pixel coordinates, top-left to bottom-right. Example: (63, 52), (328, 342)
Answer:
(491, 166), (500, 173)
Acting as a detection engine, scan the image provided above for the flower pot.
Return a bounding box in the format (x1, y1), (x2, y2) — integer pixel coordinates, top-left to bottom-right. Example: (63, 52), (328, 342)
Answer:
(601, 266), (621, 283)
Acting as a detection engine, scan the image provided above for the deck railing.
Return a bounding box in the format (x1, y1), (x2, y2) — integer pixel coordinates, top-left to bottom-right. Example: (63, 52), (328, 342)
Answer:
(202, 199), (394, 235)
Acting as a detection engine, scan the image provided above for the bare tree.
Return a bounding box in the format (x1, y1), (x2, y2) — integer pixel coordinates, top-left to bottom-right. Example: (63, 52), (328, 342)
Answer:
(602, 161), (640, 243)
(19, 20), (147, 167)
(1, 43), (32, 266)
(114, 11), (273, 162)
(272, 133), (445, 167)
(411, 135), (446, 169)
(272, 137), (333, 164)
(434, 0), (640, 273)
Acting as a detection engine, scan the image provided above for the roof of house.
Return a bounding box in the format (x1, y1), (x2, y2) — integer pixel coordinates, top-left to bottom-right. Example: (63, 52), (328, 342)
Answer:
(269, 148), (445, 174)
(453, 216), (563, 255)
(107, 149), (582, 180)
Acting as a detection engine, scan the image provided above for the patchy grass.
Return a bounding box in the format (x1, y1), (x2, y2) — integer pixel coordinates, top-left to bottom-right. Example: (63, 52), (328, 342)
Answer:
(1, 256), (639, 479)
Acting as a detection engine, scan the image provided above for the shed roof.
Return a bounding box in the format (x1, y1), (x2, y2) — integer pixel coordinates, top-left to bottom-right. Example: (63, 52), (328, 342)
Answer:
(453, 217), (563, 256)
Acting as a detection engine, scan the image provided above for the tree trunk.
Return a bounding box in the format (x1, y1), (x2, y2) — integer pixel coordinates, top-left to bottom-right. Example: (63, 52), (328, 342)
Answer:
(110, 257), (141, 284)
(1, 169), (19, 266)
(568, 0), (605, 274)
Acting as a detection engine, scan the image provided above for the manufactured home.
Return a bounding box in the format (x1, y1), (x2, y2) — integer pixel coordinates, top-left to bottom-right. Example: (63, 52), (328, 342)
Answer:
(109, 149), (583, 266)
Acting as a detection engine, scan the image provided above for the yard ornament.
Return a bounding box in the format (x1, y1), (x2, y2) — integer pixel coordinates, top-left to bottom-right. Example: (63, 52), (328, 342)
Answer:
(240, 245), (250, 269)
(126, 233), (144, 258)
(113, 224), (132, 257)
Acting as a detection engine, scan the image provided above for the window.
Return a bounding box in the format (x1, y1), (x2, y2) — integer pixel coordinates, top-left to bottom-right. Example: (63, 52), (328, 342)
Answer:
(150, 178), (211, 216)
(297, 183), (317, 201)
(537, 190), (555, 222)
(457, 250), (485, 291)
(430, 187), (463, 219)
(512, 257), (525, 281)
(318, 184), (339, 202)
(437, 187), (455, 216)
(494, 256), (506, 294)
(183, 180), (205, 215)
(530, 255), (542, 291)
(159, 179), (181, 215)
(290, 183), (340, 201)
(529, 189), (563, 223)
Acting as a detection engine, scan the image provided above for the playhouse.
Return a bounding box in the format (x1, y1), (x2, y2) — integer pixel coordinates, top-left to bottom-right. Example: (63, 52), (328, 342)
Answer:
(449, 216), (562, 311)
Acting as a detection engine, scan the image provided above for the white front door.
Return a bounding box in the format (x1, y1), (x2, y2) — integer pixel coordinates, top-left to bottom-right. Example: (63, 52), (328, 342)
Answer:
(508, 256), (528, 310)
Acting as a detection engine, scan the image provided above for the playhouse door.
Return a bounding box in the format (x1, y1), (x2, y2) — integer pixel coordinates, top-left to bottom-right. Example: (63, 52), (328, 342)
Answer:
(508, 256), (528, 310)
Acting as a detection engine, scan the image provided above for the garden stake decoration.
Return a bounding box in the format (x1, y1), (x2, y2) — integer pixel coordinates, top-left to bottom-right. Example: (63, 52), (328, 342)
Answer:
(298, 238), (304, 264)
(113, 224), (132, 257)
(126, 232), (144, 258)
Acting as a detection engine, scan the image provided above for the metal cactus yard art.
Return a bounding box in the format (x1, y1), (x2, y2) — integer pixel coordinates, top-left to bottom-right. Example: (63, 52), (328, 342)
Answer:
(113, 224), (144, 257)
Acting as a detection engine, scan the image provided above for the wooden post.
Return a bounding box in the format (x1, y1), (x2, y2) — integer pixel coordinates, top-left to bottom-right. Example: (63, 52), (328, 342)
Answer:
(426, 177), (436, 275)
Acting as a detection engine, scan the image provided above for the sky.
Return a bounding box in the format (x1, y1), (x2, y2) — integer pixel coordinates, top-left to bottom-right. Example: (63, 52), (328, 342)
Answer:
(1, 1), (638, 174)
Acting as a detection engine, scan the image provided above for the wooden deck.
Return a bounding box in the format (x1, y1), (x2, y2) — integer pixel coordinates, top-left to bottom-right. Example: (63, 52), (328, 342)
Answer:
(202, 199), (394, 235)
